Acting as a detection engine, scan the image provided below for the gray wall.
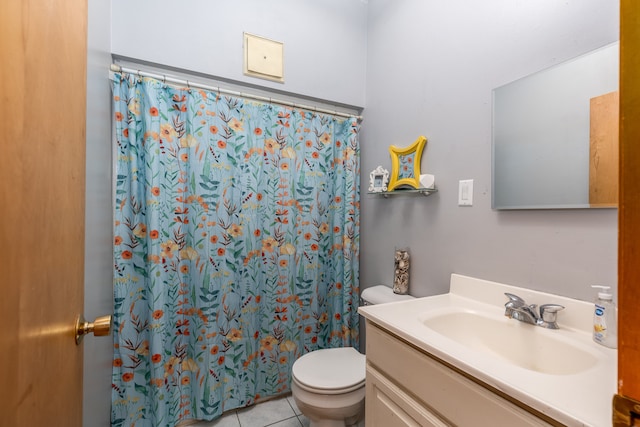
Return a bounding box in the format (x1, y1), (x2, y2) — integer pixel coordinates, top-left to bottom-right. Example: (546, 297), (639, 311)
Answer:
(84, 0), (113, 425)
(110, 0), (368, 108)
(360, 0), (619, 302)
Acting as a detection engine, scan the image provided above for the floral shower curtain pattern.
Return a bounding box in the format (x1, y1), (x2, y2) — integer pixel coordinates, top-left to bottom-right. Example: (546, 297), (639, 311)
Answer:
(110, 73), (360, 427)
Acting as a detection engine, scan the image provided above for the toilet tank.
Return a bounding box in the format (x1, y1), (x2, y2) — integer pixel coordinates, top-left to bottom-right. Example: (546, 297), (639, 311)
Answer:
(360, 285), (415, 306)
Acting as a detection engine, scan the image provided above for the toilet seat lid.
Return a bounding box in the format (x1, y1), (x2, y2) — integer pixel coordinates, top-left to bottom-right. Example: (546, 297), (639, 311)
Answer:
(292, 347), (365, 391)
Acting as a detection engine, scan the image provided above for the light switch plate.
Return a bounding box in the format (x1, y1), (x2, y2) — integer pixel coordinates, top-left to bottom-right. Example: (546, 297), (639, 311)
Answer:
(458, 179), (474, 206)
(244, 33), (284, 82)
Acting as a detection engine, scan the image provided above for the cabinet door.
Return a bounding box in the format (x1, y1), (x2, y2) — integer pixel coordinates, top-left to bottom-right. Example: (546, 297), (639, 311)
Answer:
(367, 365), (449, 427)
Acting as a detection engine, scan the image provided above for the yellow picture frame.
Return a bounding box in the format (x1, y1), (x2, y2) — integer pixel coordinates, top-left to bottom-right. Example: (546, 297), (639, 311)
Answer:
(387, 136), (427, 191)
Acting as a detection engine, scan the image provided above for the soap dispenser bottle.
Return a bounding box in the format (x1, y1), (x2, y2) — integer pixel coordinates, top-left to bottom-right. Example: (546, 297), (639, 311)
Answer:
(591, 285), (617, 348)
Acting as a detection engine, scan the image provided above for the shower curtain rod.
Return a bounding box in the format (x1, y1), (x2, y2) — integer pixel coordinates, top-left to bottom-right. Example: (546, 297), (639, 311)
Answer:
(110, 64), (362, 121)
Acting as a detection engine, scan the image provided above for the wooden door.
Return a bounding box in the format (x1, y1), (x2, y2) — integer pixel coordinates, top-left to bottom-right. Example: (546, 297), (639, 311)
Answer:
(616, 0), (640, 425)
(0, 1), (88, 426)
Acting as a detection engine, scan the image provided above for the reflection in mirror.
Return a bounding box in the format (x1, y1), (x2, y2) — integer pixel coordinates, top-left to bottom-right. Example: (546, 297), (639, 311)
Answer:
(492, 42), (619, 210)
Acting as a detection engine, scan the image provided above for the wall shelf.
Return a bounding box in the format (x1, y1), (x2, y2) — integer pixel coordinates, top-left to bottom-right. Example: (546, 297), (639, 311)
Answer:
(368, 188), (438, 198)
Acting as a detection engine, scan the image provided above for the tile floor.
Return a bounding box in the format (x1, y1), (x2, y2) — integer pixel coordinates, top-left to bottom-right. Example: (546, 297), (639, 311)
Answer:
(190, 395), (309, 427)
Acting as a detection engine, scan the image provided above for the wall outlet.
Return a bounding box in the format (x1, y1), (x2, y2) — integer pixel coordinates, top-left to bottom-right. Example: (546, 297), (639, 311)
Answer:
(458, 179), (474, 206)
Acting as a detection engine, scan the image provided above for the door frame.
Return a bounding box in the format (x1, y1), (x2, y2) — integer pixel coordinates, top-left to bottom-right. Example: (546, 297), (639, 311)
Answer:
(618, 0), (640, 405)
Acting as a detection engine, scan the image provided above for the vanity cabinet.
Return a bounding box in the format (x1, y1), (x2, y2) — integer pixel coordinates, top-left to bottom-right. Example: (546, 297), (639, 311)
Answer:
(365, 323), (557, 427)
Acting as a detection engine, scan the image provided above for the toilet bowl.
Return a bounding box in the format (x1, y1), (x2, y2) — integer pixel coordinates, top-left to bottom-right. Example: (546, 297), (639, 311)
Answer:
(291, 347), (366, 427)
(291, 285), (414, 427)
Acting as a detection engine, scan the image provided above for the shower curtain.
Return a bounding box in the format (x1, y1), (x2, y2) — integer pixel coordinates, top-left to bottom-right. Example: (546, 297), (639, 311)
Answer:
(110, 72), (360, 427)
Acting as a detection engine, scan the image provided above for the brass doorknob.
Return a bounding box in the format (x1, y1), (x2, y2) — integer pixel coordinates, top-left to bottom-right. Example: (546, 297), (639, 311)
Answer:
(75, 314), (112, 344)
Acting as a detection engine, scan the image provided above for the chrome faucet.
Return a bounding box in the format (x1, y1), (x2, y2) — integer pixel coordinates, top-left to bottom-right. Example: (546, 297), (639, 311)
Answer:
(504, 293), (564, 329)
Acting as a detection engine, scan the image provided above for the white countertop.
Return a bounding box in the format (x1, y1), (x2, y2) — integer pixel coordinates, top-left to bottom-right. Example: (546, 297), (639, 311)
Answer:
(359, 274), (617, 427)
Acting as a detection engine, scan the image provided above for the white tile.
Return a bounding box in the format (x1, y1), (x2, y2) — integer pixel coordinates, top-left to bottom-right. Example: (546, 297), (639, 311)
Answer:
(266, 416), (303, 427)
(286, 395), (301, 415)
(237, 397), (296, 427)
(191, 411), (241, 427)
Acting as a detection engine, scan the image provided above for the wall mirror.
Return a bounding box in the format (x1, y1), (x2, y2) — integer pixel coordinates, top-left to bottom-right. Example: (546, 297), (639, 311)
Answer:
(492, 42), (619, 210)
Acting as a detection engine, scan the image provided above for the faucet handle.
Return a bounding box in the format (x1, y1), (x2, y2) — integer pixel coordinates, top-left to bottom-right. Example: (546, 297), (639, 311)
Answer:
(540, 303), (564, 316)
(539, 304), (565, 328)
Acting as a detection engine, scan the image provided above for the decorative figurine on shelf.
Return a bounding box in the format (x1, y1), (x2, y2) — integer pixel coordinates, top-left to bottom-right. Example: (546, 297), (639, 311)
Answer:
(393, 249), (410, 295)
(388, 135), (427, 191)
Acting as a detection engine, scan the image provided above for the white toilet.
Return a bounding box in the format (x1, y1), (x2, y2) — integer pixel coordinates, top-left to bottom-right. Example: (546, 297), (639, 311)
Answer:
(291, 285), (414, 427)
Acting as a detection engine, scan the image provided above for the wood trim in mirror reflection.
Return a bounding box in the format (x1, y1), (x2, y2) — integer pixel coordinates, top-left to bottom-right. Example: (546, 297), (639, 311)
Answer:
(589, 91), (619, 207)
(388, 136), (427, 191)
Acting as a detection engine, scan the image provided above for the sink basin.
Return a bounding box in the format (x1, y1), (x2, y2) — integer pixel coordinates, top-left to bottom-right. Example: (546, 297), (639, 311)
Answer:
(419, 309), (598, 375)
